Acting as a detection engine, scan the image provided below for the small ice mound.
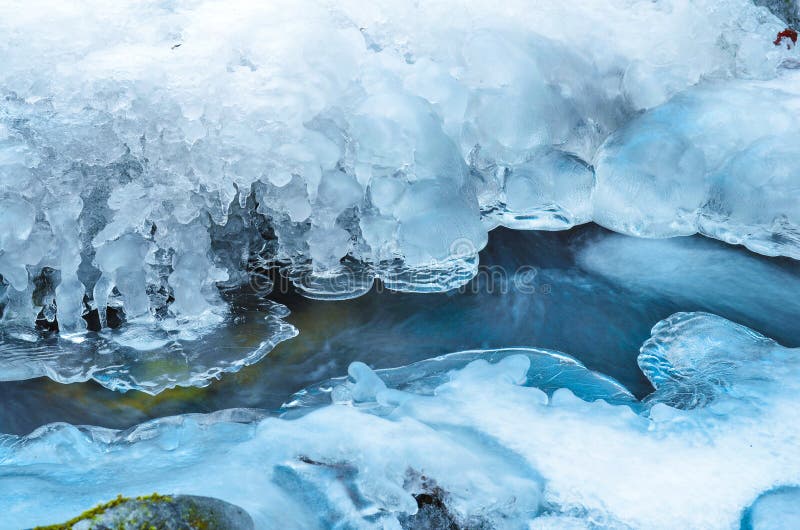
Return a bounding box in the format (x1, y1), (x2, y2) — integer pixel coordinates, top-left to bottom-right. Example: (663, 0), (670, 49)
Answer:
(280, 347), (636, 417)
(741, 486), (800, 530)
(0, 298), (297, 394)
(638, 312), (796, 409)
(346, 361), (389, 403)
(593, 70), (800, 259)
(491, 148), (596, 231)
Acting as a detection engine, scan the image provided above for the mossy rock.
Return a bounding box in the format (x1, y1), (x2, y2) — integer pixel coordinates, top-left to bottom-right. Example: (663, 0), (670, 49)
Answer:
(32, 493), (254, 530)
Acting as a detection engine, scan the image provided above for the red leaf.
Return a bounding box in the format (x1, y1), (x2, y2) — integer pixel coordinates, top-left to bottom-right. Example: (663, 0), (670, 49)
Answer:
(774, 28), (798, 48)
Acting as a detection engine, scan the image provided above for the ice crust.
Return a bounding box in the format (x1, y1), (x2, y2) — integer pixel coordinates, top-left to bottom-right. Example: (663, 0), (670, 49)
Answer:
(0, 0), (798, 343)
(1, 312), (798, 529)
(0, 298), (297, 394)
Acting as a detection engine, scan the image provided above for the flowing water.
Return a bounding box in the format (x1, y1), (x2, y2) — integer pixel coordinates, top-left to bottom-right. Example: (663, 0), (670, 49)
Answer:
(4, 224), (798, 436)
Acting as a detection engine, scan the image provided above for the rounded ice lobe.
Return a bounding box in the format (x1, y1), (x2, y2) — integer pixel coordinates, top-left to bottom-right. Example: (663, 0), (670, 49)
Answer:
(499, 149), (595, 230)
(741, 486), (800, 530)
(347, 361), (388, 403)
(638, 312), (795, 409)
(593, 75), (800, 256)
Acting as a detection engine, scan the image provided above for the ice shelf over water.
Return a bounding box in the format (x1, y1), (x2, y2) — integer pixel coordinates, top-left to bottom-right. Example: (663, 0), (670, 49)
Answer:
(5, 225), (800, 402)
(0, 297), (297, 394)
(4, 227), (800, 432)
(0, 0), (799, 346)
(1, 313), (798, 529)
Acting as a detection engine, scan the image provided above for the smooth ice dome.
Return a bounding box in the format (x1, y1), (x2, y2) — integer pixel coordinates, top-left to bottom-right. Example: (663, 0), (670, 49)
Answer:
(2, 313), (799, 529)
(0, 0), (798, 345)
(592, 74), (800, 257)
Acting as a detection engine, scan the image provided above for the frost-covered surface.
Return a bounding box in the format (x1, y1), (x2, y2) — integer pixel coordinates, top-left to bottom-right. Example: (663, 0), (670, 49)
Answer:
(0, 0), (798, 347)
(1, 313), (798, 529)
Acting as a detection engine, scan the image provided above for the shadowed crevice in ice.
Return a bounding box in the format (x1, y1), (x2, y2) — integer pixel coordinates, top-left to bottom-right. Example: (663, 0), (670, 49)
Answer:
(755, 0), (799, 27)
(1, 312), (797, 529)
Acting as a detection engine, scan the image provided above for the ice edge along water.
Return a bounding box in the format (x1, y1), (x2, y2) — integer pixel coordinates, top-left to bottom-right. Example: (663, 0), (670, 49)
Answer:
(1, 312), (799, 530)
(1, 0), (800, 390)
(0, 0), (798, 336)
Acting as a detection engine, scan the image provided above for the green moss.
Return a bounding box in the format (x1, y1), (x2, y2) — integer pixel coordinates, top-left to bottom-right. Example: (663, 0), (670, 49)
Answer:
(33, 493), (173, 530)
(184, 501), (218, 530)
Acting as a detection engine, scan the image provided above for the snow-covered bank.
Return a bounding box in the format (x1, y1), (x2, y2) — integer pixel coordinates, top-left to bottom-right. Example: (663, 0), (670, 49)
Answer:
(2, 313), (798, 529)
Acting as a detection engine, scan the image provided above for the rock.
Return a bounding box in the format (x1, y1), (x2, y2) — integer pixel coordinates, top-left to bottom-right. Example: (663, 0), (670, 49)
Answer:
(33, 493), (254, 530)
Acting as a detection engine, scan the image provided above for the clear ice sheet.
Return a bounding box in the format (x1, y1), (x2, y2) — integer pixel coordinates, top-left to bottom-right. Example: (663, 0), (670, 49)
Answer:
(281, 347), (637, 417)
(1, 313), (798, 529)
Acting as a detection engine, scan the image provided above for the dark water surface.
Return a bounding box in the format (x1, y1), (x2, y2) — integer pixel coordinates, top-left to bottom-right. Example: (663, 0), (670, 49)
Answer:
(2, 224), (799, 435)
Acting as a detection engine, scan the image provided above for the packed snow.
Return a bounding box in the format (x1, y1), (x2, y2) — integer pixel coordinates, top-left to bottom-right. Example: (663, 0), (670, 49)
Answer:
(1, 313), (798, 529)
(0, 313), (800, 529)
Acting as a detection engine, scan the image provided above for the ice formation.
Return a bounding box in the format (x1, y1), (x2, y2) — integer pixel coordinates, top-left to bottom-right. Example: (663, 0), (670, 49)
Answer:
(1, 1), (799, 525)
(741, 487), (800, 530)
(0, 297), (296, 394)
(1, 313), (798, 529)
(0, 0), (798, 346)
(592, 74), (800, 257)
